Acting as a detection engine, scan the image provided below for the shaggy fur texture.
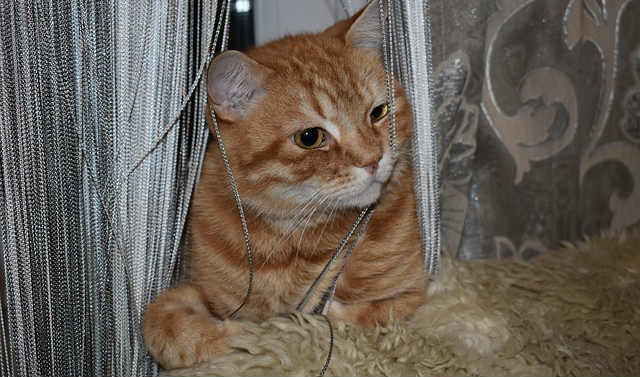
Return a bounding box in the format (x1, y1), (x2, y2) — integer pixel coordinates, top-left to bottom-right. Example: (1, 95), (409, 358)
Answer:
(162, 229), (640, 376)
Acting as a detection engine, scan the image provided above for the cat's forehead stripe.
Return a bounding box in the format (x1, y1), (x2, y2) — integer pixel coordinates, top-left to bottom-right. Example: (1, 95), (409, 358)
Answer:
(302, 67), (375, 125)
(307, 89), (326, 119)
(314, 91), (337, 120)
(282, 50), (369, 107)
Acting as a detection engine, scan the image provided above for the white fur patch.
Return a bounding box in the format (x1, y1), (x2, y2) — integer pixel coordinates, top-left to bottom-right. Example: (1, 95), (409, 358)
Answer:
(320, 120), (341, 142)
(375, 152), (393, 183)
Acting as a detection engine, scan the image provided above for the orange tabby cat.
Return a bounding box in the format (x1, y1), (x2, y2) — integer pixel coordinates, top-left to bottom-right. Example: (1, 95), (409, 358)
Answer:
(143, 0), (426, 369)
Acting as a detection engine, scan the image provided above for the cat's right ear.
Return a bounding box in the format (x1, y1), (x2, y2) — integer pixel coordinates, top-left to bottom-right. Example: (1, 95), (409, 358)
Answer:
(207, 51), (272, 122)
(345, 0), (386, 54)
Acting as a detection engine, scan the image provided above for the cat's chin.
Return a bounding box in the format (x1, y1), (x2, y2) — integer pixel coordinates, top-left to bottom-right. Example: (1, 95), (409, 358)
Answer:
(338, 181), (384, 209)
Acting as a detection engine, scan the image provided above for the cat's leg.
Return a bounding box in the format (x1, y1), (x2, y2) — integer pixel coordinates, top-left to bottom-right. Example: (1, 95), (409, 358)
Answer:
(328, 289), (425, 327)
(143, 282), (244, 369)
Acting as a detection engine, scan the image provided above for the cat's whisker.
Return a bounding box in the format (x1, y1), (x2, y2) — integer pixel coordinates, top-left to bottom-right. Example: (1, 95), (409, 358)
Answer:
(252, 187), (325, 223)
(281, 190), (322, 221)
(290, 192), (337, 263)
(285, 193), (329, 243)
(285, 183), (341, 223)
(263, 191), (321, 237)
(257, 181), (347, 268)
(309, 197), (340, 255)
(295, 194), (331, 251)
(294, 206), (319, 257)
(261, 192), (331, 268)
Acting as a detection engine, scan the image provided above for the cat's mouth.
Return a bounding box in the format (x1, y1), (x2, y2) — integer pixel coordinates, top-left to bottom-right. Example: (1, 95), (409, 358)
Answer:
(334, 155), (397, 208)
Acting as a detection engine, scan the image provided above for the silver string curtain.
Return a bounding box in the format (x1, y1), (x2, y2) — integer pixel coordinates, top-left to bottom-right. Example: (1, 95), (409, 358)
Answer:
(387, 0), (440, 275)
(0, 0), (229, 375)
(0, 0), (441, 375)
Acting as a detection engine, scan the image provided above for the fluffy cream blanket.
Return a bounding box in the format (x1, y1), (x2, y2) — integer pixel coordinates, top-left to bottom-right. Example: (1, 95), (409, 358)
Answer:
(163, 230), (640, 376)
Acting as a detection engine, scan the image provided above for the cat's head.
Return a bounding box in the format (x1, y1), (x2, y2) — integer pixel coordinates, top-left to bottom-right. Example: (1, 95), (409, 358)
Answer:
(206, 0), (411, 219)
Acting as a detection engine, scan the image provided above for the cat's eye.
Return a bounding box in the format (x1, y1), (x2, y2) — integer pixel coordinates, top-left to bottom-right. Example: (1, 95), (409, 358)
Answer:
(370, 103), (389, 123)
(294, 127), (326, 149)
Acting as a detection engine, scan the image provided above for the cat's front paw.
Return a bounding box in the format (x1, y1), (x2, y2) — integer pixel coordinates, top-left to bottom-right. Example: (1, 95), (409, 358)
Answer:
(142, 283), (249, 369)
(144, 312), (236, 370)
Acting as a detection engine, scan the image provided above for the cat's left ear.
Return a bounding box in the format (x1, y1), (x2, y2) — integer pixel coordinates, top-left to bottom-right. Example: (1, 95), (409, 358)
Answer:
(345, 0), (386, 55)
(207, 50), (272, 122)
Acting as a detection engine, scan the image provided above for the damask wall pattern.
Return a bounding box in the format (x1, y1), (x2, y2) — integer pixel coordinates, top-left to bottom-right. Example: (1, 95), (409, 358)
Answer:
(431, 0), (640, 259)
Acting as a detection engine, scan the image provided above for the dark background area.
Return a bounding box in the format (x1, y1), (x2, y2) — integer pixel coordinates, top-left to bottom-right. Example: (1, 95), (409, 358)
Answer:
(228, 0), (255, 51)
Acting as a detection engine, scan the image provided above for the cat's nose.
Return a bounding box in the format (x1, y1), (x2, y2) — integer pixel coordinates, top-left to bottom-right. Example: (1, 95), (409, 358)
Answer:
(359, 159), (380, 175)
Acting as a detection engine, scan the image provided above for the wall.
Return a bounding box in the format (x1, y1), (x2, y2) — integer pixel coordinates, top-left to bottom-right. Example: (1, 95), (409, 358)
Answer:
(254, 0), (368, 45)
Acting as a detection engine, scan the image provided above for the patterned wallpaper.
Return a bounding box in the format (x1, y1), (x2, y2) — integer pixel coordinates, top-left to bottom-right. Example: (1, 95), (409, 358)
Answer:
(433, 0), (640, 259)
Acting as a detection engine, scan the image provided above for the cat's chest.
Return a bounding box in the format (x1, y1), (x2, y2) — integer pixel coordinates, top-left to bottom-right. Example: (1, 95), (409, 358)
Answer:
(250, 254), (335, 315)
(242, 244), (341, 318)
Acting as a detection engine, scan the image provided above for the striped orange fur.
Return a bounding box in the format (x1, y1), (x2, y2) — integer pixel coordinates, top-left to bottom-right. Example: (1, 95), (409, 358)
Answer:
(143, 1), (426, 369)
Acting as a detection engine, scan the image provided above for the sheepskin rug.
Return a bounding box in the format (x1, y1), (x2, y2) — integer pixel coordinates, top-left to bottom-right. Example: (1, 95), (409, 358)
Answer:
(163, 229), (640, 377)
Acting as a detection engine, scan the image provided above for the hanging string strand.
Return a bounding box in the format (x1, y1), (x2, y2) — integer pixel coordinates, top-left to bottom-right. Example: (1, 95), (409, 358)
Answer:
(317, 314), (334, 377)
(209, 106), (255, 319)
(296, 206), (372, 312)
